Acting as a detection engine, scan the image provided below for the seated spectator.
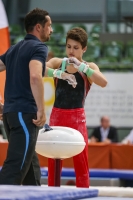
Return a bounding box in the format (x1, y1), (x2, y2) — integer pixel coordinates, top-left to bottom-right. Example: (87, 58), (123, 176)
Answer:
(90, 116), (118, 143)
(121, 129), (133, 144)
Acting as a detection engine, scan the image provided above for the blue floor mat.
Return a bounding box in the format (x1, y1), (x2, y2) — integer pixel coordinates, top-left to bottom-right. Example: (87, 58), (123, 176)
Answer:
(0, 185), (98, 200)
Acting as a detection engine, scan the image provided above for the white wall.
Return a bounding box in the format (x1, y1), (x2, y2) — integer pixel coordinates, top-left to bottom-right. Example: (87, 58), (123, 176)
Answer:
(85, 72), (133, 127)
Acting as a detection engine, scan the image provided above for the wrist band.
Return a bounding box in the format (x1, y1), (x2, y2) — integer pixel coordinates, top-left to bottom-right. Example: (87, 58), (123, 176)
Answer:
(78, 63), (86, 72)
(53, 69), (62, 78)
(47, 68), (54, 77)
(79, 62), (94, 77)
(85, 67), (94, 77)
(47, 68), (63, 79)
(53, 69), (63, 79)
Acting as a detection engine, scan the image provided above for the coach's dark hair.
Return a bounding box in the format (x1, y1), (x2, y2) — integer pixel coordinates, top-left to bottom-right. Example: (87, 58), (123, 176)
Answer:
(24, 8), (49, 33)
(66, 27), (88, 48)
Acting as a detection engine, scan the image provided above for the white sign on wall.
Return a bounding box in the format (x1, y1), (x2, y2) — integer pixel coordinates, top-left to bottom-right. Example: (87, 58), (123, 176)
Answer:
(85, 72), (133, 127)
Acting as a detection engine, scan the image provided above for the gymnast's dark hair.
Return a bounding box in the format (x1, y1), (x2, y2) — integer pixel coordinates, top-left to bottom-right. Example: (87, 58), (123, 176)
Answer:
(24, 8), (49, 33)
(66, 27), (88, 48)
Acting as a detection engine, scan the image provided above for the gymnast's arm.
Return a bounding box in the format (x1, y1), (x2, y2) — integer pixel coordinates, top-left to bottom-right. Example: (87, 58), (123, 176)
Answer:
(45, 57), (62, 76)
(67, 57), (107, 88)
(70, 60), (107, 87)
(88, 62), (107, 88)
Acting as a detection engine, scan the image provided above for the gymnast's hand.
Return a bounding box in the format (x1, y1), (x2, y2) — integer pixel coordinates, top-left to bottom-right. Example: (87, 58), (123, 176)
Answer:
(61, 72), (77, 88)
(67, 57), (89, 74)
(67, 57), (81, 68)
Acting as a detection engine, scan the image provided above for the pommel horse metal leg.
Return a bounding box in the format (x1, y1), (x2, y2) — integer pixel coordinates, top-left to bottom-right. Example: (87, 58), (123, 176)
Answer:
(54, 159), (61, 186)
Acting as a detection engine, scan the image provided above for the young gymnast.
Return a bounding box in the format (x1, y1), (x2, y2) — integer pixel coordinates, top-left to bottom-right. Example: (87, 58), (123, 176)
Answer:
(46, 27), (107, 187)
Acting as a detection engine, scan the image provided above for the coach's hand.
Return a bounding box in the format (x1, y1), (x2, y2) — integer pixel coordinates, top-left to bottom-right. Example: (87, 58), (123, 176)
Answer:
(32, 110), (46, 127)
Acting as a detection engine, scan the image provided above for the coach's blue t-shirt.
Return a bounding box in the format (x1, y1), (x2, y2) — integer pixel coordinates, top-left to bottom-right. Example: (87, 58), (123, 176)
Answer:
(0, 34), (48, 113)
